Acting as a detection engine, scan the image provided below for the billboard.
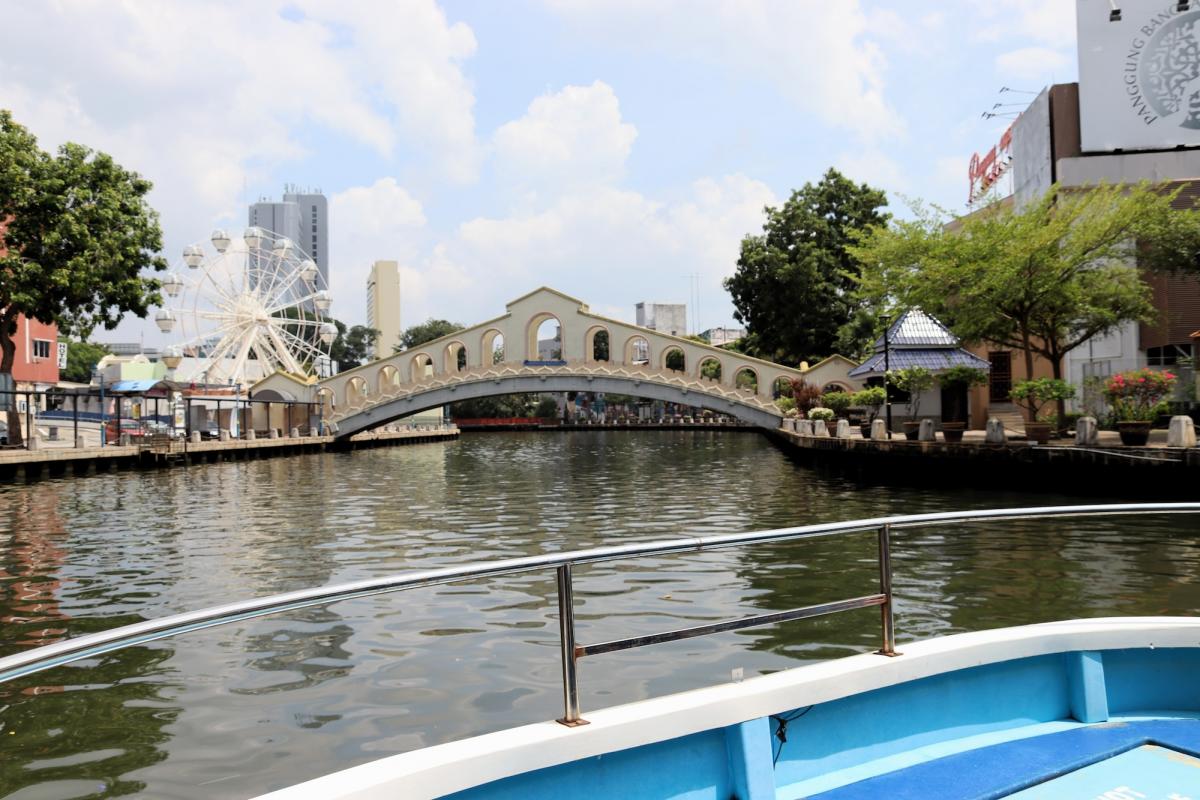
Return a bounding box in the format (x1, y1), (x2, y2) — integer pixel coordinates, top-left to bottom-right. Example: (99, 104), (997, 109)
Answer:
(1077, 0), (1200, 152)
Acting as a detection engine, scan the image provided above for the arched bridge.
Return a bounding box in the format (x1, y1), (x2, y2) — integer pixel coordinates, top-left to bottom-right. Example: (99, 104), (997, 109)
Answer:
(254, 287), (839, 437)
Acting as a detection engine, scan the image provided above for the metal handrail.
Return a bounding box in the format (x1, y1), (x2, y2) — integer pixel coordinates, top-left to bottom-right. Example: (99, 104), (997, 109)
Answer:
(2, 503), (1198, 726)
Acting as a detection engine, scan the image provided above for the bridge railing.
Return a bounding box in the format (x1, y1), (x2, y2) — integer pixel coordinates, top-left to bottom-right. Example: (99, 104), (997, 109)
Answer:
(2, 503), (1198, 728)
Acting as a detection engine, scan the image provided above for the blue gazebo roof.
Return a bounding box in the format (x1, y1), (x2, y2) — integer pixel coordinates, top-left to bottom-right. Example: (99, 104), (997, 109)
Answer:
(849, 308), (990, 378)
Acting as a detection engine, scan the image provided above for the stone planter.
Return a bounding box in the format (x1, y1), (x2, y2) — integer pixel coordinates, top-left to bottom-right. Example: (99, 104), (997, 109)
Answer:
(1117, 421), (1152, 446)
(902, 421), (921, 441)
(1025, 422), (1051, 444)
(941, 422), (965, 443)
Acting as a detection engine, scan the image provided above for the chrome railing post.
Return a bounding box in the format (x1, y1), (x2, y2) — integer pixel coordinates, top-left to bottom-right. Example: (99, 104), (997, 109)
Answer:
(556, 563), (587, 726)
(877, 523), (899, 657)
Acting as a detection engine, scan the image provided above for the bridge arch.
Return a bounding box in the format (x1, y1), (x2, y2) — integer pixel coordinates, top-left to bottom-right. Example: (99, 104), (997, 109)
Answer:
(697, 355), (723, 382)
(410, 353), (434, 382)
(378, 365), (400, 395)
(330, 370), (782, 439)
(344, 376), (368, 407)
(734, 367), (759, 393)
(444, 340), (467, 373)
(661, 345), (686, 373)
(526, 313), (562, 361)
(623, 334), (649, 365)
(479, 329), (504, 366)
(584, 325), (610, 362)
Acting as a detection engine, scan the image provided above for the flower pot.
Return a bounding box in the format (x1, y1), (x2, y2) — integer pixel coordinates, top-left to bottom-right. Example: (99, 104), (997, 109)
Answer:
(942, 422), (965, 443)
(1117, 421), (1152, 446)
(1025, 422), (1051, 444)
(902, 421), (921, 441)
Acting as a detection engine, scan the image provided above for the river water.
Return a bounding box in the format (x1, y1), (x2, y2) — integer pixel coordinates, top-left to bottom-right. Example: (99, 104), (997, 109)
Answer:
(2, 431), (1198, 799)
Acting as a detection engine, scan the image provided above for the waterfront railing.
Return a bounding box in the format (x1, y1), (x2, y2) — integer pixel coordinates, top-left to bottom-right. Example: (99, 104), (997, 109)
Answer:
(1, 503), (1198, 725)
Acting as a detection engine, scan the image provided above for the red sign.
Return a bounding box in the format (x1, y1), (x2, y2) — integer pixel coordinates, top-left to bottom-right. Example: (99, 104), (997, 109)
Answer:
(968, 124), (1014, 203)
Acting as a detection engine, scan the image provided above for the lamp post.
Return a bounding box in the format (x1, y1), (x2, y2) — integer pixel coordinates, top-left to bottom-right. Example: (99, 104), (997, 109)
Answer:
(93, 368), (106, 447)
(883, 320), (893, 438)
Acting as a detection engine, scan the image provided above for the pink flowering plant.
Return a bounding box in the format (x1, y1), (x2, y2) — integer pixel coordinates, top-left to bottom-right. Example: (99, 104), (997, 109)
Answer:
(1103, 368), (1176, 422)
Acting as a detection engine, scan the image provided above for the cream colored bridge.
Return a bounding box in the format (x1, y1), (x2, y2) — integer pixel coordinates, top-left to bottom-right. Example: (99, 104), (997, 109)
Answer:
(255, 288), (843, 437)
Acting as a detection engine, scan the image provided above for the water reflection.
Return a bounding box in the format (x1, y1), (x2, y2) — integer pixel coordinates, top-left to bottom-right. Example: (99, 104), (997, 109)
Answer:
(0, 432), (1196, 798)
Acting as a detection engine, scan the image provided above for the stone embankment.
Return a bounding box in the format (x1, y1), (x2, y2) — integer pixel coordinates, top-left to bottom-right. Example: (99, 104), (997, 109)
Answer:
(0, 426), (459, 484)
(771, 416), (1200, 497)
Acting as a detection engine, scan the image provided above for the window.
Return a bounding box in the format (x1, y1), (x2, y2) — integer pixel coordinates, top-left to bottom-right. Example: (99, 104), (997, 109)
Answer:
(32, 339), (51, 359)
(1146, 344), (1192, 366)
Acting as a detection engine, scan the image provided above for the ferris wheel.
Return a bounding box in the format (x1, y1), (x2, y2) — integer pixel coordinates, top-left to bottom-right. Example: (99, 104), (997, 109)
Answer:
(154, 227), (337, 384)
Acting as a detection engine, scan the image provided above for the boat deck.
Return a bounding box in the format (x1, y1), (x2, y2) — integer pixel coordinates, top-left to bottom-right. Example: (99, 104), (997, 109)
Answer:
(814, 717), (1200, 799)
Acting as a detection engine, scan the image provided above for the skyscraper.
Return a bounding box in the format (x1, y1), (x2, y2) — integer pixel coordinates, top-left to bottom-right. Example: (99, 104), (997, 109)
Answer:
(366, 260), (401, 357)
(248, 184), (329, 288)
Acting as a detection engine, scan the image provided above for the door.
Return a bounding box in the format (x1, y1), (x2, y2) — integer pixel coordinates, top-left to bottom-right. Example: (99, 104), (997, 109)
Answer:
(988, 351), (1012, 403)
(940, 385), (968, 423)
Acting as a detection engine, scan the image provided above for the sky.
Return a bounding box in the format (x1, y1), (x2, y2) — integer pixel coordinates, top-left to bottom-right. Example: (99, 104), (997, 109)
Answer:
(0, 0), (1079, 345)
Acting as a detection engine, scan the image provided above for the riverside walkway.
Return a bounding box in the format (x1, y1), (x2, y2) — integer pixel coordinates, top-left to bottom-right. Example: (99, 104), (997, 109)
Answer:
(0, 425), (459, 483)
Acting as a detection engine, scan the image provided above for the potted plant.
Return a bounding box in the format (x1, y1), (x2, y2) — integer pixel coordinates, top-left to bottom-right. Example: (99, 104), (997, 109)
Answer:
(1103, 368), (1176, 446)
(888, 366), (934, 440)
(937, 366), (988, 442)
(808, 406), (834, 435)
(823, 391), (853, 420)
(788, 378), (825, 415)
(1009, 378), (1076, 444)
(851, 386), (886, 438)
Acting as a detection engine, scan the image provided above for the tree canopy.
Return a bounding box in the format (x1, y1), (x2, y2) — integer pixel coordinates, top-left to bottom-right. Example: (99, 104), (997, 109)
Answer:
(723, 168), (889, 367)
(851, 182), (1200, 421)
(1, 110), (166, 444)
(61, 340), (111, 383)
(328, 321), (379, 372)
(396, 318), (465, 352)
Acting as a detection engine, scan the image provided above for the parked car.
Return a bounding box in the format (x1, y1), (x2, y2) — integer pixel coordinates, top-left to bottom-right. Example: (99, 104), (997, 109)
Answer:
(0, 420), (7, 446)
(105, 419), (147, 441)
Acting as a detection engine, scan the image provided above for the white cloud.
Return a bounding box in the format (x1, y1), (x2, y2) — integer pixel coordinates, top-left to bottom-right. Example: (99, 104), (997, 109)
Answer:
(969, 0), (1076, 50)
(543, 0), (903, 141)
(995, 46), (1071, 83)
(0, 1), (480, 239)
(328, 178), (428, 327)
(493, 81), (637, 196)
(414, 174), (778, 329)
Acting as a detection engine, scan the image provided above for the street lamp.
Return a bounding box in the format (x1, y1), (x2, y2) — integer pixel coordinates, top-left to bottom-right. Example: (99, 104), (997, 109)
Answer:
(883, 320), (893, 438)
(93, 367), (106, 447)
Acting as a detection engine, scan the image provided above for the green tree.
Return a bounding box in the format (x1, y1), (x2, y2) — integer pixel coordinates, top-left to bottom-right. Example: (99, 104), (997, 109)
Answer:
(0, 111), (166, 445)
(852, 183), (1200, 423)
(328, 321), (379, 372)
(723, 168), (889, 367)
(396, 318), (464, 351)
(61, 340), (111, 383)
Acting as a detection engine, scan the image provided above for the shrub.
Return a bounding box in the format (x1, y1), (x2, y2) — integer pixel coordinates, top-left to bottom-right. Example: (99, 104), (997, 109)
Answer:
(851, 386), (887, 421)
(823, 391), (852, 416)
(775, 396), (797, 414)
(1103, 368), (1176, 422)
(788, 379), (825, 413)
(808, 407), (834, 421)
(887, 366), (935, 418)
(937, 366), (989, 389)
(1010, 378), (1075, 422)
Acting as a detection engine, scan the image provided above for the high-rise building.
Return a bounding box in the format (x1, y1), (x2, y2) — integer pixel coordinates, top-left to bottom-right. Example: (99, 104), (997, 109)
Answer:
(248, 184), (329, 288)
(635, 302), (687, 337)
(366, 260), (401, 357)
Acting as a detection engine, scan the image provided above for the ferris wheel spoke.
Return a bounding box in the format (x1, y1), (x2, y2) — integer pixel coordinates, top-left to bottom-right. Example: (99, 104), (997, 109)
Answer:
(264, 324), (305, 374)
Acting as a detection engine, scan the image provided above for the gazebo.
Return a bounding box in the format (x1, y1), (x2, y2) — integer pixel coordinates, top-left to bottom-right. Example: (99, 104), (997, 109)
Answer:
(848, 309), (990, 426)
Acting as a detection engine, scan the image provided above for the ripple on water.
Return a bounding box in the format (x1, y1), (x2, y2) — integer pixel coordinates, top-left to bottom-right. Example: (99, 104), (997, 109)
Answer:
(0, 431), (1196, 799)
